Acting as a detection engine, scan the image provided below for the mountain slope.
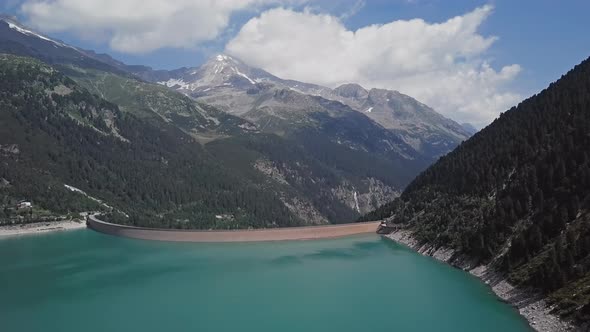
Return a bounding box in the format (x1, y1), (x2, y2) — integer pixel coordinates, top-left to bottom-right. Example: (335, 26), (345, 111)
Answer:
(0, 54), (305, 229)
(62, 65), (257, 143)
(0, 17), (464, 226)
(0, 15), (128, 74)
(62, 65), (408, 217)
(0, 18), (417, 219)
(0, 52), (406, 224)
(330, 85), (471, 157)
(243, 89), (427, 183)
(363, 56), (590, 325)
(129, 53), (427, 208)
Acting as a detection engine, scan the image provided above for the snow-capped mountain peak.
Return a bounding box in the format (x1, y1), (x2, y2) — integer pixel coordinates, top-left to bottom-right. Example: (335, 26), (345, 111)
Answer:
(149, 54), (471, 156)
(215, 54), (234, 62)
(201, 54), (257, 84)
(155, 53), (332, 99)
(157, 54), (261, 91)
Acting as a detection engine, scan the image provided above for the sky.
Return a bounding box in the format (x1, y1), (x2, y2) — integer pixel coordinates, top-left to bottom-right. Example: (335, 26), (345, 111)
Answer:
(2, 0), (590, 128)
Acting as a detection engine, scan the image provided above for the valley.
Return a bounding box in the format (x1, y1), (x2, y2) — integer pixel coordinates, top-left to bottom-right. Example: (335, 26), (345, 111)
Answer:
(1, 5), (589, 331)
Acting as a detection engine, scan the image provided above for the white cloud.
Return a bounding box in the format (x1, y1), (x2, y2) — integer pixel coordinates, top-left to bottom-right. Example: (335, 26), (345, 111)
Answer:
(20, 0), (300, 53)
(226, 5), (522, 127)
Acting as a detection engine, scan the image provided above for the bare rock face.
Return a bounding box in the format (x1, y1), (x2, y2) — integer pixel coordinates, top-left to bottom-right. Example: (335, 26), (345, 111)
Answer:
(280, 196), (328, 225)
(254, 159), (289, 185)
(331, 178), (400, 215)
(333, 83), (369, 101)
(357, 178), (401, 213)
(254, 158), (400, 222)
(0, 144), (19, 154)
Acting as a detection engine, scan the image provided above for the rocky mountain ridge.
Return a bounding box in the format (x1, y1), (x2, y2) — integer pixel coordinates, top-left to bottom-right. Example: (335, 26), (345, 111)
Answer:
(148, 53), (472, 158)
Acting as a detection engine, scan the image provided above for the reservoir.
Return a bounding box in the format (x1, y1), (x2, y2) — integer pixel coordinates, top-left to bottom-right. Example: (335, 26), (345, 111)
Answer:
(0, 230), (531, 332)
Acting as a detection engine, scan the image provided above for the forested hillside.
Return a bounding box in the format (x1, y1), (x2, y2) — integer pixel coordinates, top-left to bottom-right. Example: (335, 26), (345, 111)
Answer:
(0, 54), (300, 228)
(0, 54), (413, 228)
(0, 16), (468, 228)
(363, 56), (590, 324)
(61, 64), (410, 221)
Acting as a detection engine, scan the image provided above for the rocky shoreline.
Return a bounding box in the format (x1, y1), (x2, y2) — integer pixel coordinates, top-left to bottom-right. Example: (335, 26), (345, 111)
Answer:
(0, 220), (87, 237)
(385, 229), (574, 332)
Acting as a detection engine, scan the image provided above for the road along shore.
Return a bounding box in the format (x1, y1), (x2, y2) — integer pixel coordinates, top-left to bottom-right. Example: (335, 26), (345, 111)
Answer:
(0, 220), (86, 237)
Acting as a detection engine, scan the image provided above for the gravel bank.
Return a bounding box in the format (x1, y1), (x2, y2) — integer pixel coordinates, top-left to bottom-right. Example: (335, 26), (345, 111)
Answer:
(386, 229), (575, 332)
(0, 220), (86, 237)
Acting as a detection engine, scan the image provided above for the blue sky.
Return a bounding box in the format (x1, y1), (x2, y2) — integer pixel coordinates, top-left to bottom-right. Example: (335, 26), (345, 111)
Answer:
(346, 0), (590, 95)
(3, 0), (589, 126)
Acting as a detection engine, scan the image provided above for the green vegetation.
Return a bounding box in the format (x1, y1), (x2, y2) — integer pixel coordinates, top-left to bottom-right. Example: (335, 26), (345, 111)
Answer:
(54, 60), (423, 224)
(61, 65), (254, 141)
(0, 54), (298, 228)
(362, 56), (590, 324)
(0, 53), (410, 229)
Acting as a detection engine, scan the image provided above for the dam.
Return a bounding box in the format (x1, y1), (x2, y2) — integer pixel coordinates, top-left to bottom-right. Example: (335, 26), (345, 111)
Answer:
(86, 214), (381, 242)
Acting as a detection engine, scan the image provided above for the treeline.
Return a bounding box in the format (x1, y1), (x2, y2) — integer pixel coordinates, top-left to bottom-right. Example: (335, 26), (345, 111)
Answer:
(362, 56), (590, 324)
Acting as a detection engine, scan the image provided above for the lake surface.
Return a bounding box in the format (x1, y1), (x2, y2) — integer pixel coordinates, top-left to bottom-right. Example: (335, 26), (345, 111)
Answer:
(0, 230), (531, 332)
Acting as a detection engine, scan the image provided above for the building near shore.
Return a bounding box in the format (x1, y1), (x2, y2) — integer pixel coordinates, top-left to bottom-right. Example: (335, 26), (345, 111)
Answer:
(16, 201), (32, 209)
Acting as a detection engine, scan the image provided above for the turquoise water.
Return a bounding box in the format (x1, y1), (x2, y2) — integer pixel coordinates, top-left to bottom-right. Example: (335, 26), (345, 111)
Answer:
(0, 230), (531, 332)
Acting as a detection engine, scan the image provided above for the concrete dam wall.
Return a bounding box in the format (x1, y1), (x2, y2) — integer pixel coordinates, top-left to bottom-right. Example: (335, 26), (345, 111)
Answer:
(87, 215), (380, 243)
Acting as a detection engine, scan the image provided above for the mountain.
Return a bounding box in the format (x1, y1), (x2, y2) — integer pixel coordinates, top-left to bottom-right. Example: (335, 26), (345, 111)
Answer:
(152, 54), (329, 99)
(0, 17), (429, 226)
(362, 56), (590, 326)
(0, 17), (259, 144)
(330, 85), (471, 157)
(0, 16), (472, 231)
(0, 54), (293, 229)
(147, 53), (471, 158)
(0, 15), (129, 74)
(2, 53), (398, 228)
(66, 63), (419, 218)
(0, 54), (400, 226)
(149, 54), (439, 188)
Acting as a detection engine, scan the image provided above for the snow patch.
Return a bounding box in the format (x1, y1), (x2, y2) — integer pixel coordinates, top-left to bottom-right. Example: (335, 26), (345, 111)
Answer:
(235, 68), (256, 84)
(214, 63), (223, 74)
(216, 54), (231, 62)
(204, 114), (220, 125)
(158, 78), (190, 90)
(64, 184), (86, 195)
(9, 22), (54, 43)
(7, 22), (73, 49)
(238, 123), (257, 131)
